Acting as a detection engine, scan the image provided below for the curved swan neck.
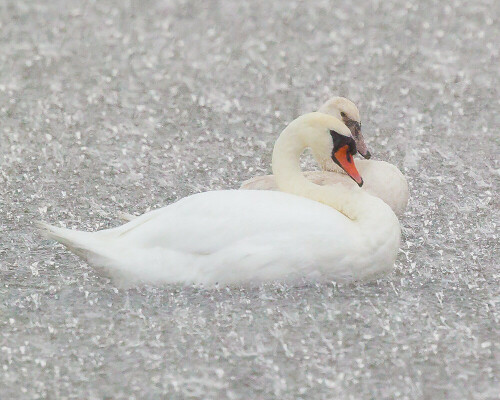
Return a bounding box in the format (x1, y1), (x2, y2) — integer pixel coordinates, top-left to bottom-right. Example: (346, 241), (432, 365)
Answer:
(271, 118), (364, 220)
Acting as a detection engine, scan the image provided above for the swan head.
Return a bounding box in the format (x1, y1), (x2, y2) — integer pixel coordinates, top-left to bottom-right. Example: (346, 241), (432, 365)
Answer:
(318, 97), (371, 159)
(298, 113), (363, 187)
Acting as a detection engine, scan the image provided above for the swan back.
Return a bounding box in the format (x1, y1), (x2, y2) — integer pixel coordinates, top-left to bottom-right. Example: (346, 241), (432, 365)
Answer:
(41, 190), (399, 284)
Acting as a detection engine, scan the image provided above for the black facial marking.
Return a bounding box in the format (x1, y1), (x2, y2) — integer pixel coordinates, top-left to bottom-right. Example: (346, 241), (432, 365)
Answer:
(330, 130), (357, 155)
(341, 115), (361, 138)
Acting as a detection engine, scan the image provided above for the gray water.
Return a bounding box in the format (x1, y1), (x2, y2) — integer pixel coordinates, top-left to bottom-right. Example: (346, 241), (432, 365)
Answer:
(1, 0), (498, 399)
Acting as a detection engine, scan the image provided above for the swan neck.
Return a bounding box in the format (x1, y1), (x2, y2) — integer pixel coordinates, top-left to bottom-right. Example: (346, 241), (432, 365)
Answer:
(271, 122), (362, 220)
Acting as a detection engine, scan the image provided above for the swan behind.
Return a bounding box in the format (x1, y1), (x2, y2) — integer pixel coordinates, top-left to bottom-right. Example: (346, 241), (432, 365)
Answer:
(242, 159), (409, 216)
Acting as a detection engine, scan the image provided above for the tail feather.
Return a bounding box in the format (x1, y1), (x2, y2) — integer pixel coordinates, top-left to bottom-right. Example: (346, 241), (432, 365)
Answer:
(116, 211), (136, 222)
(37, 221), (197, 284)
(36, 221), (111, 264)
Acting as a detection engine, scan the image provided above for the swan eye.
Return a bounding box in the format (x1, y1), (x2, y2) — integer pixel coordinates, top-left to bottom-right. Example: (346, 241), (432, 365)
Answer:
(340, 112), (346, 118)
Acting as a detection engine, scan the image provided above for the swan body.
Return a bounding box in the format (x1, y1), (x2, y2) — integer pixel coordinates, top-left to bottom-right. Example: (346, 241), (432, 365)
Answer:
(242, 159), (409, 217)
(241, 97), (409, 216)
(40, 113), (401, 285)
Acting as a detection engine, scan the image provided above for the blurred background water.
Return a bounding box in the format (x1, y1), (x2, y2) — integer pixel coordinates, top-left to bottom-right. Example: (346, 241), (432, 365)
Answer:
(0, 0), (498, 398)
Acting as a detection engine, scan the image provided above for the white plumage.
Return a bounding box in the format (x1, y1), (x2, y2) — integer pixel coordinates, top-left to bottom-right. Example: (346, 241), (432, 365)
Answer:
(40, 112), (401, 285)
(241, 159), (409, 217)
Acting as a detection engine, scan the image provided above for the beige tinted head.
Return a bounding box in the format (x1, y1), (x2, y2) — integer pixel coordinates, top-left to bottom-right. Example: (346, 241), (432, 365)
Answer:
(317, 97), (371, 159)
(278, 113), (363, 186)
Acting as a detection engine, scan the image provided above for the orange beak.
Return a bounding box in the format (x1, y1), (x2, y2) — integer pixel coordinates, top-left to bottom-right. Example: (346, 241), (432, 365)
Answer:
(333, 145), (363, 187)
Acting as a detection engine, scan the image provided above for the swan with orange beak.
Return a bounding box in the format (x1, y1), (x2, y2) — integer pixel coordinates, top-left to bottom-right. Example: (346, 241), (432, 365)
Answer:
(242, 97), (409, 217)
(329, 128), (363, 187)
